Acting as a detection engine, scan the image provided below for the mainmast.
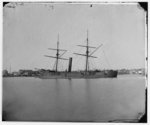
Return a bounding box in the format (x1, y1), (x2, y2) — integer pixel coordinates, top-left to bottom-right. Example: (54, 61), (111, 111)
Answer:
(74, 30), (103, 74)
(44, 34), (68, 72)
(85, 30), (89, 73)
(56, 34), (59, 72)
(74, 30), (102, 74)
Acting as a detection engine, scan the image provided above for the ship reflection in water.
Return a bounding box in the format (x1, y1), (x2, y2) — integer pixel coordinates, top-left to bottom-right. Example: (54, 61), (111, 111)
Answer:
(3, 75), (145, 122)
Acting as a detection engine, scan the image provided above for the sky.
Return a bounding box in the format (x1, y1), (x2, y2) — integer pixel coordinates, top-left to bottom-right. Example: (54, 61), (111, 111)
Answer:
(3, 2), (146, 72)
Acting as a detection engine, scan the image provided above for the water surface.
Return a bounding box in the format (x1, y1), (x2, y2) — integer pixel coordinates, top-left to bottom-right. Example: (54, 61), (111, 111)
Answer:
(3, 75), (146, 122)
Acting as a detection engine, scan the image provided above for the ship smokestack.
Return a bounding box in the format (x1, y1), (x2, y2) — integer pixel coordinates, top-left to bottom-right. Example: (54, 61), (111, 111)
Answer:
(68, 57), (72, 72)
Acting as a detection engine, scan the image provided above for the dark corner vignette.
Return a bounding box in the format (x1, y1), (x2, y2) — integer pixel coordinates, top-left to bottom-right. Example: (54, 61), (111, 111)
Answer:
(3, 2), (10, 7)
(138, 2), (148, 123)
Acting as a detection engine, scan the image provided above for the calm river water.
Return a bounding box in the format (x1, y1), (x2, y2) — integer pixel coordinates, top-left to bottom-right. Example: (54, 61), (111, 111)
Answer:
(3, 75), (146, 122)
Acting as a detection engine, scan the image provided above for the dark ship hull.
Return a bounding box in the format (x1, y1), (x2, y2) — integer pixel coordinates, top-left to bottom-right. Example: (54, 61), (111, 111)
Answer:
(38, 70), (118, 79)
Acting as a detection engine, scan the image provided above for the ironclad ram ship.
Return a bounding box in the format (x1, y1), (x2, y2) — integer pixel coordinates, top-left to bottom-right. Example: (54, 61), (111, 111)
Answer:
(39, 32), (118, 79)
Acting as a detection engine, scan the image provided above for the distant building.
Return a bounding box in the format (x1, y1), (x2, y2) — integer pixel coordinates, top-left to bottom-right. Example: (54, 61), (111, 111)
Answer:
(19, 69), (33, 76)
(118, 68), (145, 75)
(3, 70), (9, 77)
(118, 69), (130, 74)
(12, 72), (19, 76)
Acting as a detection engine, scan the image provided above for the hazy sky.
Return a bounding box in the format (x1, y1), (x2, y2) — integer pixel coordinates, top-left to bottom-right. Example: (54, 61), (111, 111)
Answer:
(3, 2), (146, 71)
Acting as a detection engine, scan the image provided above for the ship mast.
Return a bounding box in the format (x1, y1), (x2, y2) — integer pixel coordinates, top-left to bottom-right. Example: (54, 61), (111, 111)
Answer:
(85, 30), (89, 73)
(56, 34), (59, 72)
(74, 30), (101, 74)
(44, 34), (68, 72)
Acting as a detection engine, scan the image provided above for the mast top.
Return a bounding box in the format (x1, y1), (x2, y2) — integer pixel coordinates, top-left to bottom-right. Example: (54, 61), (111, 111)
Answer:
(57, 34), (59, 50)
(57, 34), (59, 42)
(87, 30), (89, 41)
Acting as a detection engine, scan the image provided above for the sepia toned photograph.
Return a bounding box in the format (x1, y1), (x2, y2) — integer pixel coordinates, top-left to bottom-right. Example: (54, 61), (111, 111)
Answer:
(2, 1), (147, 123)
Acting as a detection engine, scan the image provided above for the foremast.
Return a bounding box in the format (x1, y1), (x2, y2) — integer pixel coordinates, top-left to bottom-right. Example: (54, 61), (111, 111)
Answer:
(44, 34), (68, 72)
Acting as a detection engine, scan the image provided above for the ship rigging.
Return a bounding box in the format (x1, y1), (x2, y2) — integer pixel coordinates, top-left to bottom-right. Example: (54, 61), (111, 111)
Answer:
(74, 30), (103, 74)
(44, 34), (68, 72)
(41, 31), (117, 79)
